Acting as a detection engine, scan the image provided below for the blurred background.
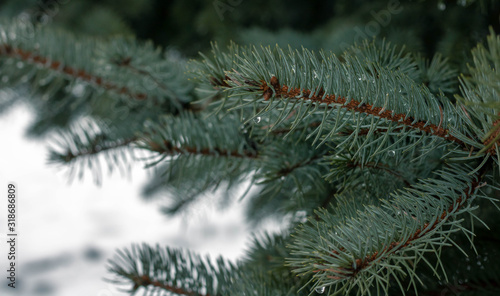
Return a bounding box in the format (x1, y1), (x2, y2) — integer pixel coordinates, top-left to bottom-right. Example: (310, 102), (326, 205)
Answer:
(0, 0), (499, 295)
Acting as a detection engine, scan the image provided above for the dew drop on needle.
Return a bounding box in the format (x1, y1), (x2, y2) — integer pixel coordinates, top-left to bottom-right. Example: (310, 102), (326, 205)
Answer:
(315, 286), (325, 294)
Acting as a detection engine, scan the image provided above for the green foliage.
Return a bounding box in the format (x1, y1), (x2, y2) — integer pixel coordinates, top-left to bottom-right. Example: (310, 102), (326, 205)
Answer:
(107, 243), (236, 296)
(194, 40), (479, 165)
(2, 1), (500, 295)
(137, 112), (255, 213)
(289, 163), (487, 295)
(457, 28), (500, 157)
(47, 117), (137, 185)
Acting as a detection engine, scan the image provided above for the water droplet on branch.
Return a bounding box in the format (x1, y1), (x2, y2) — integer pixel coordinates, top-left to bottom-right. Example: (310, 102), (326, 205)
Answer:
(253, 117), (261, 124)
(71, 83), (86, 97)
(388, 150), (395, 157)
(315, 286), (325, 294)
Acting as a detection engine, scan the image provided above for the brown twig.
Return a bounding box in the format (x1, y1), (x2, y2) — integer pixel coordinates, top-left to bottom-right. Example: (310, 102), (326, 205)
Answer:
(131, 275), (209, 296)
(315, 165), (487, 280)
(483, 113), (500, 154)
(0, 44), (149, 100)
(259, 76), (464, 146)
(63, 136), (137, 162)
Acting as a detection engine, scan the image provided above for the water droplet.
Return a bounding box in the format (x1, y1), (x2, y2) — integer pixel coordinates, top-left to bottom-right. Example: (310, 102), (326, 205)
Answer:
(315, 286), (325, 294)
(280, 176), (285, 181)
(477, 261), (482, 266)
(388, 150), (395, 157)
(438, 2), (446, 10)
(253, 117), (261, 124)
(16, 61), (24, 69)
(1, 76), (9, 83)
(484, 257), (488, 262)
(71, 83), (86, 97)
(313, 71), (318, 79)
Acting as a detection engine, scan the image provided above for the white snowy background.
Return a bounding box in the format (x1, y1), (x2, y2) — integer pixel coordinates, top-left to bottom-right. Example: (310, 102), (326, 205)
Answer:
(0, 103), (278, 296)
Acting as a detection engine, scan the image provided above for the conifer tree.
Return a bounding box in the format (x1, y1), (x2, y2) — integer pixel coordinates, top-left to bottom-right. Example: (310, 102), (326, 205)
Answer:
(1, 0), (500, 295)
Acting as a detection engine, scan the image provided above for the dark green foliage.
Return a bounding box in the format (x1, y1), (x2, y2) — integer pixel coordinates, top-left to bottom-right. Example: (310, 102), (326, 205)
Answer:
(1, 1), (500, 295)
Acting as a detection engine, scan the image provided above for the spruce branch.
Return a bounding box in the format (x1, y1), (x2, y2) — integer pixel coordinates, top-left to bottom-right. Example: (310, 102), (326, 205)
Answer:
(414, 53), (458, 95)
(288, 162), (491, 295)
(107, 243), (235, 296)
(483, 114), (500, 154)
(97, 38), (192, 109)
(128, 275), (200, 296)
(257, 75), (463, 146)
(135, 112), (257, 213)
(0, 43), (149, 101)
(47, 118), (139, 185)
(113, 55), (184, 107)
(138, 112), (258, 160)
(0, 19), (192, 114)
(456, 28), (500, 158)
(195, 41), (485, 161)
(50, 135), (137, 163)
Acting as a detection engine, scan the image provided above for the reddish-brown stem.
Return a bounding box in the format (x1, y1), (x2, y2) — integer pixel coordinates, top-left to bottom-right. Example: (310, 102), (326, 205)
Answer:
(63, 136), (137, 162)
(260, 76), (464, 146)
(316, 170), (484, 279)
(484, 113), (500, 154)
(0, 44), (149, 100)
(131, 275), (209, 296)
